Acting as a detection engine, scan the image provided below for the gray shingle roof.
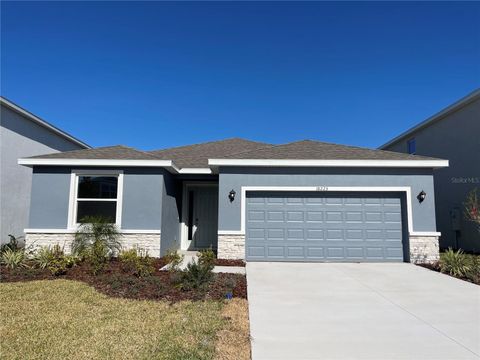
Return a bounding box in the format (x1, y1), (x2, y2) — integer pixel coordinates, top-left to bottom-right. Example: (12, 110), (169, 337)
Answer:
(28, 145), (160, 160)
(222, 140), (440, 161)
(148, 138), (271, 168)
(26, 138), (443, 168)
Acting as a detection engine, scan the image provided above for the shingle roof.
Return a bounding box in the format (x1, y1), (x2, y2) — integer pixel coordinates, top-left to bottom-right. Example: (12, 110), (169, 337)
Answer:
(222, 140), (440, 161)
(25, 138), (443, 168)
(148, 138), (271, 168)
(28, 145), (160, 160)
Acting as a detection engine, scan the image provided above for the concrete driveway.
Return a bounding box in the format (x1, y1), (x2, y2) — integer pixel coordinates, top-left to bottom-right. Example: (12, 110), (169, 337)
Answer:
(247, 263), (480, 360)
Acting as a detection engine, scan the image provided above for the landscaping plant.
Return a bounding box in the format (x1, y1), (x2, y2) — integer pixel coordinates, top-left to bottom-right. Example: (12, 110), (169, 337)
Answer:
(118, 248), (154, 277)
(0, 248), (27, 269)
(1, 234), (21, 253)
(464, 188), (480, 236)
(72, 216), (121, 275)
(163, 249), (184, 271)
(439, 248), (471, 278)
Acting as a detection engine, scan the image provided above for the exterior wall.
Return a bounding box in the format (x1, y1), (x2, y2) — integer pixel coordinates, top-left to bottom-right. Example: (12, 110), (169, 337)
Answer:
(160, 171), (181, 256)
(217, 167), (439, 262)
(218, 167), (437, 232)
(409, 235), (440, 264)
(0, 105), (86, 243)
(384, 97), (480, 251)
(25, 232), (162, 257)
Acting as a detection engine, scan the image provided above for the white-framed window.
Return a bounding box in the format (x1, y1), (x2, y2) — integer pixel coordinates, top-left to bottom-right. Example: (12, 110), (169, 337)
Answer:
(68, 170), (123, 227)
(407, 138), (416, 155)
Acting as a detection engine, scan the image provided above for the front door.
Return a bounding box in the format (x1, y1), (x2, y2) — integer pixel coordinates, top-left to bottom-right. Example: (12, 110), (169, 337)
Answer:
(185, 185), (218, 249)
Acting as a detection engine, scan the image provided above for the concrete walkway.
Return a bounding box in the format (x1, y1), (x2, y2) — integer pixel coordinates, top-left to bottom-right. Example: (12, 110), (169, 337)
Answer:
(247, 262), (480, 360)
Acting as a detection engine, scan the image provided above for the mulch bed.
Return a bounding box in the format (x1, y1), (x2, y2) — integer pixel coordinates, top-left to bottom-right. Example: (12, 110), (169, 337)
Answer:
(417, 262), (480, 285)
(0, 259), (247, 302)
(214, 259), (246, 267)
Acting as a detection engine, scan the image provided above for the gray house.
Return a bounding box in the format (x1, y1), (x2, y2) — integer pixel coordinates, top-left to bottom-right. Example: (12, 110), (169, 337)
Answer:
(380, 89), (480, 252)
(19, 138), (447, 263)
(0, 97), (89, 244)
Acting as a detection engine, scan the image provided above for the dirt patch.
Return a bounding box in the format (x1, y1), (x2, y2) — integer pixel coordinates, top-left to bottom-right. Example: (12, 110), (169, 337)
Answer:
(215, 298), (251, 360)
(0, 259), (247, 302)
(215, 259), (246, 267)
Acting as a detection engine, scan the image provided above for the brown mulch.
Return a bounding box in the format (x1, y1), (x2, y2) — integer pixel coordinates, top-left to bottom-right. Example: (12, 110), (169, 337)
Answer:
(214, 259), (246, 267)
(417, 262), (480, 285)
(0, 259), (247, 302)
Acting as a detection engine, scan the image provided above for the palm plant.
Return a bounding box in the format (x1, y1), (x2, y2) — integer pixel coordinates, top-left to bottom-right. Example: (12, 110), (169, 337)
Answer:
(72, 216), (121, 274)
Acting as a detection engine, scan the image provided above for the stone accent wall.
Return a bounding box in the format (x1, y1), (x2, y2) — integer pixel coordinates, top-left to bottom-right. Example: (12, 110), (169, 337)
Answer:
(217, 234), (245, 259)
(25, 232), (162, 258)
(409, 235), (440, 264)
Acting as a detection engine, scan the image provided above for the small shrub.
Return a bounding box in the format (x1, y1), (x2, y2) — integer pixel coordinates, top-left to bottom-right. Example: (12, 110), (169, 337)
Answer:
(180, 259), (214, 291)
(198, 248), (216, 268)
(440, 248), (471, 278)
(164, 249), (184, 271)
(72, 216), (121, 275)
(119, 248), (154, 277)
(1, 248), (27, 269)
(35, 245), (64, 269)
(1, 234), (21, 253)
(48, 259), (68, 276)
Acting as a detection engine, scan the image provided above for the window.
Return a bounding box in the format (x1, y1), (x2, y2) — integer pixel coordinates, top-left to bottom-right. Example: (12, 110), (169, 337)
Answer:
(71, 172), (123, 225)
(407, 138), (416, 154)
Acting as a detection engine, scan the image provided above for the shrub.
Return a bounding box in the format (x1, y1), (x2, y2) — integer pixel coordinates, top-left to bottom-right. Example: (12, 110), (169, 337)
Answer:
(1, 234), (21, 253)
(198, 248), (215, 268)
(72, 216), (121, 275)
(1, 248), (27, 269)
(164, 249), (184, 271)
(35, 245), (64, 269)
(119, 248), (154, 277)
(439, 248), (471, 278)
(180, 259), (214, 291)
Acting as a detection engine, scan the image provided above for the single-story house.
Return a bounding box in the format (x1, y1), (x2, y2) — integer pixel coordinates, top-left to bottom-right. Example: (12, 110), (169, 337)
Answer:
(19, 138), (448, 263)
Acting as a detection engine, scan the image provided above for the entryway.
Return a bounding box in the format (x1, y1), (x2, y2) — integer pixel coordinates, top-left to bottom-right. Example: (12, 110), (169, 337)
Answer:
(181, 183), (218, 250)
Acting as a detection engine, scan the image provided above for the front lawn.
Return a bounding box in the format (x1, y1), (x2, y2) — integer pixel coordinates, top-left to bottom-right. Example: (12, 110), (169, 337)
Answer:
(0, 280), (250, 360)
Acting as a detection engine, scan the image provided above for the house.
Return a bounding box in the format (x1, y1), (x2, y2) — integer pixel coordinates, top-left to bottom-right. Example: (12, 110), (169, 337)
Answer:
(380, 89), (480, 252)
(0, 97), (89, 244)
(18, 138), (448, 263)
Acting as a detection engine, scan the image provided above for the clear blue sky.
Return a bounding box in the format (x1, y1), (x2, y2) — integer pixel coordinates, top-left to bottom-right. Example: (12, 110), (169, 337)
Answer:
(1, 1), (479, 150)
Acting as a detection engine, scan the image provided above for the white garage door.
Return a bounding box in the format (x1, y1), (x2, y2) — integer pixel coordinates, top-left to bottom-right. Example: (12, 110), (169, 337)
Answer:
(246, 191), (405, 262)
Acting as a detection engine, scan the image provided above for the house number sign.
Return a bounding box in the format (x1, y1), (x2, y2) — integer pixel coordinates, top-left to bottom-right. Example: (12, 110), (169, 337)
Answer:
(316, 186), (329, 191)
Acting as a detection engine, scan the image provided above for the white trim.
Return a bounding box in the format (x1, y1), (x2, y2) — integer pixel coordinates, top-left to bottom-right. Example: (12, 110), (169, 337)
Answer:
(0, 97), (90, 149)
(409, 231), (441, 237)
(226, 186), (420, 236)
(178, 168), (213, 174)
(380, 89), (480, 149)
(208, 159), (449, 168)
(24, 228), (160, 234)
(180, 181), (218, 250)
(68, 170), (124, 229)
(17, 158), (180, 173)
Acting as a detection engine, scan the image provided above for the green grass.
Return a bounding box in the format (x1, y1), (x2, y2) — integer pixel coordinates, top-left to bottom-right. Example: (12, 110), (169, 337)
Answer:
(0, 280), (226, 360)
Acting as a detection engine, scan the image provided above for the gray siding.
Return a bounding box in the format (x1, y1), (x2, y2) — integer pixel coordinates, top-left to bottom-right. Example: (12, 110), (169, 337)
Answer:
(218, 167), (437, 233)
(122, 169), (163, 230)
(384, 97), (480, 251)
(29, 168), (71, 229)
(160, 171), (181, 256)
(1, 105), (85, 242)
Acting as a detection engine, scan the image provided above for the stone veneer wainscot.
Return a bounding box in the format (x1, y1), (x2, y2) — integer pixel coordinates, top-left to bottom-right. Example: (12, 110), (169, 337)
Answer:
(217, 234), (245, 260)
(409, 235), (440, 264)
(25, 232), (162, 258)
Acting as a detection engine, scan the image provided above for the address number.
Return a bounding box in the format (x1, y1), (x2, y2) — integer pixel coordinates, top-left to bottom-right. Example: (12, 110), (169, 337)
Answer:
(316, 186), (329, 191)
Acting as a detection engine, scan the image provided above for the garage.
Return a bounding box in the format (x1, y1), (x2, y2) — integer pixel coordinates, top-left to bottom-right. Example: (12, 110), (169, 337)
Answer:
(246, 191), (405, 262)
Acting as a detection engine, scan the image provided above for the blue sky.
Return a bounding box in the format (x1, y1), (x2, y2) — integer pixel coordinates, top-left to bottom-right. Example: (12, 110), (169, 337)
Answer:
(1, 1), (479, 150)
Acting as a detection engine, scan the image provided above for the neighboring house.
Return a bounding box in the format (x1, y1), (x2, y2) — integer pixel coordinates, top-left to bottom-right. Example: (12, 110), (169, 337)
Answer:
(0, 97), (89, 244)
(19, 138), (448, 263)
(380, 89), (480, 252)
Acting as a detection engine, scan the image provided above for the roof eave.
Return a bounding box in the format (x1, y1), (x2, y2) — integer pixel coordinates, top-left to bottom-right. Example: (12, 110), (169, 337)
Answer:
(379, 88), (480, 149)
(1, 97), (90, 149)
(208, 159), (449, 169)
(17, 158), (180, 173)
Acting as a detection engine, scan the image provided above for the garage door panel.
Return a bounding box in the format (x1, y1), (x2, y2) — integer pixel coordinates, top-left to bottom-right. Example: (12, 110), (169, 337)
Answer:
(246, 192), (404, 262)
